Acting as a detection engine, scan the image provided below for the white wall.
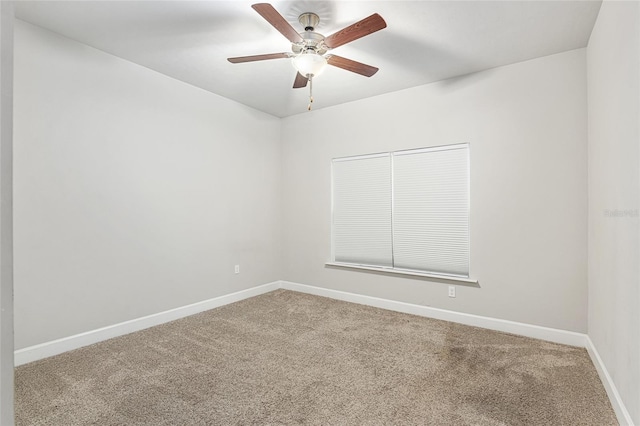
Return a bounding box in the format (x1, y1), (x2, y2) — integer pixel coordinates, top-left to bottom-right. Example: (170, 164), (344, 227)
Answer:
(282, 49), (588, 333)
(13, 20), (282, 350)
(0, 3), (13, 424)
(587, 1), (640, 423)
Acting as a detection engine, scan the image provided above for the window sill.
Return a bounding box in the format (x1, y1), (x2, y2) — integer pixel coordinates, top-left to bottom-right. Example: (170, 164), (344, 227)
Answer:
(325, 262), (478, 285)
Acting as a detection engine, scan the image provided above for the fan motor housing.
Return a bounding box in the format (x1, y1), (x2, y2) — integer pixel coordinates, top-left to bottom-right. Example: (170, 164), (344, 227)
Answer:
(292, 12), (327, 55)
(292, 31), (327, 55)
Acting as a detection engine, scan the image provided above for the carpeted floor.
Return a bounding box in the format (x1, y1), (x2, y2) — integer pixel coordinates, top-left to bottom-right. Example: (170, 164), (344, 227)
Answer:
(16, 290), (617, 425)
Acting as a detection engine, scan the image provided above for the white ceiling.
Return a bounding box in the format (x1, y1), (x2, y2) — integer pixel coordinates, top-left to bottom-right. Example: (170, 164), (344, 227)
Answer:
(15, 1), (602, 118)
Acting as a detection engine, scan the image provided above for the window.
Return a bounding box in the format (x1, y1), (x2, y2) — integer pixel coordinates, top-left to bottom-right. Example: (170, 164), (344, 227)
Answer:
(331, 144), (470, 278)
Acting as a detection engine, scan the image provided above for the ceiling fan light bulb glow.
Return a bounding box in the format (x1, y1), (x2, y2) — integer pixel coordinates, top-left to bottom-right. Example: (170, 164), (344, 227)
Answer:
(293, 53), (327, 77)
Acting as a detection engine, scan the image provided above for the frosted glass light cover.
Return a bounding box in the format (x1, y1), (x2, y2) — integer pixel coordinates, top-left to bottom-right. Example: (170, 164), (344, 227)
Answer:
(293, 53), (327, 77)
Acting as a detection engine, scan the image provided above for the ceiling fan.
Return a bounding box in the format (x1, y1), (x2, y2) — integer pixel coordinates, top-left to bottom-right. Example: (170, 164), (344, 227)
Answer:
(228, 3), (387, 110)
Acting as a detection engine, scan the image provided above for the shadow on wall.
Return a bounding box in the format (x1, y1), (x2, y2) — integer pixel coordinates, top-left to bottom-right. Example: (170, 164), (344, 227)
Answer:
(434, 68), (497, 94)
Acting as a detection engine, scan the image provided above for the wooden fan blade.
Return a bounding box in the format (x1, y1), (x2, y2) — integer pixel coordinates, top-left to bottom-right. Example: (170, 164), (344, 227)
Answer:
(227, 52), (290, 63)
(252, 3), (304, 44)
(327, 55), (379, 77)
(324, 13), (386, 49)
(293, 72), (309, 88)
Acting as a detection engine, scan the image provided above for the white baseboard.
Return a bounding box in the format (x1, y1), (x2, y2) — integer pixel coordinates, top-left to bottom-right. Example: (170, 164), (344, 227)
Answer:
(280, 281), (587, 347)
(585, 336), (635, 426)
(14, 281), (280, 366)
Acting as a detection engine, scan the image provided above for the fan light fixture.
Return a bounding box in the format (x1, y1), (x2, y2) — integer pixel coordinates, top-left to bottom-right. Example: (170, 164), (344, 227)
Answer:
(292, 50), (327, 110)
(292, 51), (327, 77)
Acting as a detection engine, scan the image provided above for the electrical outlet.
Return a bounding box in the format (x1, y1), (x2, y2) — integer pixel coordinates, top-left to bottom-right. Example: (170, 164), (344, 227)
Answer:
(234, 265), (240, 274)
(448, 286), (456, 298)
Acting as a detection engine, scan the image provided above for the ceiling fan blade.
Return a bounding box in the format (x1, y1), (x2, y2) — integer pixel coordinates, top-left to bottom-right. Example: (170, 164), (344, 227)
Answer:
(252, 3), (304, 44)
(327, 55), (379, 77)
(293, 72), (309, 88)
(324, 13), (387, 49)
(227, 52), (290, 63)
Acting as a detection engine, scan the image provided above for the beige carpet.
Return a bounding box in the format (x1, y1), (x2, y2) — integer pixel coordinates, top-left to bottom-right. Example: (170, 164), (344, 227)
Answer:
(16, 290), (617, 425)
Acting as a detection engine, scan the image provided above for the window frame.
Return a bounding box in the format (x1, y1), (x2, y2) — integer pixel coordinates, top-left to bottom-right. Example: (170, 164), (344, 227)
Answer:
(329, 143), (472, 282)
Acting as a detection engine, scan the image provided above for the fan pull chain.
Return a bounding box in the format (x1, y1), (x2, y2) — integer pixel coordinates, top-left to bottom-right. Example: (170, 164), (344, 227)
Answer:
(307, 75), (314, 111)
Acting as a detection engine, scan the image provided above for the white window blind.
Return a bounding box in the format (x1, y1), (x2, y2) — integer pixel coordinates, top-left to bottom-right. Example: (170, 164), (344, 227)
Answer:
(331, 144), (470, 278)
(332, 154), (392, 267)
(392, 145), (469, 276)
